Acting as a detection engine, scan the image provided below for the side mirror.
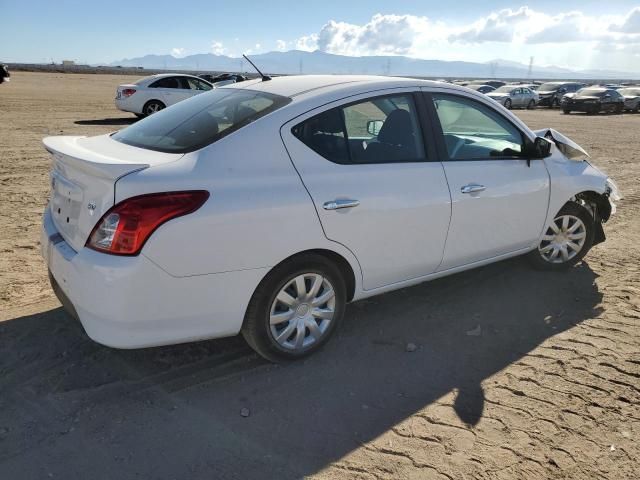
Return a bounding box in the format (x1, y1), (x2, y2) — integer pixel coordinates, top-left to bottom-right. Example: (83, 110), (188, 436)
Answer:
(528, 136), (553, 160)
(367, 120), (384, 136)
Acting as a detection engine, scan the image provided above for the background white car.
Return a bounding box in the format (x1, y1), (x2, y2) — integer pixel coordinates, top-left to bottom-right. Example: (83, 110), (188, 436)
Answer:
(43, 76), (618, 361)
(115, 73), (214, 117)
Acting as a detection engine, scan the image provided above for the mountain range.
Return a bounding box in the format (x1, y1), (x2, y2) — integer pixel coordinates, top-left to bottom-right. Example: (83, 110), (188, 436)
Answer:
(110, 50), (638, 80)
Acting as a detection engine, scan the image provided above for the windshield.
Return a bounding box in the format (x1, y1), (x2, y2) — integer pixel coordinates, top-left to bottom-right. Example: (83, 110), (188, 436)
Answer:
(113, 88), (291, 153)
(537, 83), (562, 92)
(493, 86), (515, 93)
(620, 88), (640, 96)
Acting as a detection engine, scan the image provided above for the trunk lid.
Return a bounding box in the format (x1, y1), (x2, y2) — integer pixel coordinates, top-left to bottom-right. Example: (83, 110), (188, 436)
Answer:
(43, 134), (182, 251)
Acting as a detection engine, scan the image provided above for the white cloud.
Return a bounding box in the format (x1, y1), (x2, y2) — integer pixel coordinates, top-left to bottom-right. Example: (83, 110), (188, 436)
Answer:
(293, 7), (639, 58)
(610, 7), (640, 33)
(255, 43), (261, 50)
(295, 34), (318, 51)
(171, 47), (186, 58)
(276, 39), (287, 51)
(451, 7), (537, 44)
(211, 41), (226, 56)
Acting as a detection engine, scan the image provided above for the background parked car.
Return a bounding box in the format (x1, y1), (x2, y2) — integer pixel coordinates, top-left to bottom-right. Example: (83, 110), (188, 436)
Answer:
(467, 84), (495, 94)
(469, 80), (506, 89)
(537, 82), (586, 108)
(0, 64), (10, 84)
(115, 73), (214, 117)
(620, 87), (640, 112)
(199, 73), (247, 86)
(487, 85), (538, 109)
(562, 87), (625, 115)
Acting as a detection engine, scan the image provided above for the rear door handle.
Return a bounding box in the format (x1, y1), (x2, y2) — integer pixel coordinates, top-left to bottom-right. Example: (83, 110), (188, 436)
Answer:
(461, 184), (486, 194)
(323, 199), (360, 210)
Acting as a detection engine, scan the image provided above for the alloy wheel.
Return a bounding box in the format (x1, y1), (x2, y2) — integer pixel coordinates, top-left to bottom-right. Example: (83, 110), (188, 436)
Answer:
(538, 214), (587, 264)
(269, 273), (336, 351)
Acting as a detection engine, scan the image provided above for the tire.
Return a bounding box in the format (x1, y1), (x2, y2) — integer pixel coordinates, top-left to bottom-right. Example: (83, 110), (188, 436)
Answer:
(242, 253), (347, 362)
(504, 99), (512, 109)
(143, 100), (165, 116)
(563, 109), (571, 115)
(527, 202), (595, 271)
(527, 100), (536, 109)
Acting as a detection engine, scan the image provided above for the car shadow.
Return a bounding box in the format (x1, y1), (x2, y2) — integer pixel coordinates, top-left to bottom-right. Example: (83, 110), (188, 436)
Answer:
(0, 258), (603, 479)
(74, 117), (138, 126)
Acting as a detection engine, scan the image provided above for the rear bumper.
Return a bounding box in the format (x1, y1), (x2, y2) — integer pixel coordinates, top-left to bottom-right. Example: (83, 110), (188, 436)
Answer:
(114, 96), (141, 114)
(42, 205), (267, 349)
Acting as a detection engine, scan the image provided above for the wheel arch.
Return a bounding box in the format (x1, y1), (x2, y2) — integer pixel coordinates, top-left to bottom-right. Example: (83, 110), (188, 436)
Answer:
(254, 248), (357, 303)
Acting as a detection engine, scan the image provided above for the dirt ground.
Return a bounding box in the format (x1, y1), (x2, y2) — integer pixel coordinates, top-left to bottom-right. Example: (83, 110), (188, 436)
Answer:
(0, 72), (639, 479)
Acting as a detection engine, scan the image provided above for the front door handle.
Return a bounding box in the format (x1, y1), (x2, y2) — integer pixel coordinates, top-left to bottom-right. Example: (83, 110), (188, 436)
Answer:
(323, 199), (360, 210)
(461, 184), (486, 194)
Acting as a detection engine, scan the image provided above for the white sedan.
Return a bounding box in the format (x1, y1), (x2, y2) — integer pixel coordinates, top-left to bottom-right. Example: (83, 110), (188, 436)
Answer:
(42, 75), (619, 361)
(114, 73), (214, 117)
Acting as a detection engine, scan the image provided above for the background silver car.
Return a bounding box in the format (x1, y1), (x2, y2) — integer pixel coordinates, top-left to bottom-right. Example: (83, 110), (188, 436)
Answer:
(620, 87), (640, 112)
(486, 85), (539, 109)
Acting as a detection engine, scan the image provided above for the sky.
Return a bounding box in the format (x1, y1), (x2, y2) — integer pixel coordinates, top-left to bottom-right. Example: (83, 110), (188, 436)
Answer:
(2, 1), (640, 73)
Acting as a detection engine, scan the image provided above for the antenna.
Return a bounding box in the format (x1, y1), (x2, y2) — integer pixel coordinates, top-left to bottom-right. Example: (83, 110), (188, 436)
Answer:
(242, 54), (271, 81)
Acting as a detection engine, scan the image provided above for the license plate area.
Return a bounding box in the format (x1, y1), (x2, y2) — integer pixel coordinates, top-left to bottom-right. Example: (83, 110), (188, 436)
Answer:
(50, 171), (82, 238)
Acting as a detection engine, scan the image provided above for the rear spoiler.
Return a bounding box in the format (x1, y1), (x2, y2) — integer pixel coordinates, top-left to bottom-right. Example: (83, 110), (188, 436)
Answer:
(43, 136), (150, 180)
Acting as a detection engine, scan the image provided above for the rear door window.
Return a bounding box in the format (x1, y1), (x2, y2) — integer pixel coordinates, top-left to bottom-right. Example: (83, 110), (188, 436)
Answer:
(150, 77), (181, 89)
(292, 94), (426, 164)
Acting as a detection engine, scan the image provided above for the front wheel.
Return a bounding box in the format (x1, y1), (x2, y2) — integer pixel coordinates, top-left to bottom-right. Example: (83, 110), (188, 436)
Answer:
(527, 202), (595, 270)
(242, 254), (347, 362)
(504, 99), (512, 109)
(527, 100), (536, 109)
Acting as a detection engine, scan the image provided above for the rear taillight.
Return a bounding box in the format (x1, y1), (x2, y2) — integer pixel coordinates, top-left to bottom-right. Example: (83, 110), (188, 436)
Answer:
(87, 191), (209, 255)
(122, 88), (136, 97)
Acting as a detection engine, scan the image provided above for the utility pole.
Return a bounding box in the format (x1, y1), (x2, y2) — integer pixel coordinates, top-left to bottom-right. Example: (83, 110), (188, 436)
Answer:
(527, 56), (534, 79)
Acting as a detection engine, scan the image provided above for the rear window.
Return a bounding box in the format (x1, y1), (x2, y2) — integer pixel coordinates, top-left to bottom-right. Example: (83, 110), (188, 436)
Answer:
(112, 89), (291, 153)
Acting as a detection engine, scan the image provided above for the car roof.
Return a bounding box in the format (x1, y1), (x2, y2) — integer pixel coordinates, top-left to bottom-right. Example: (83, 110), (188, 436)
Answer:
(224, 74), (453, 98)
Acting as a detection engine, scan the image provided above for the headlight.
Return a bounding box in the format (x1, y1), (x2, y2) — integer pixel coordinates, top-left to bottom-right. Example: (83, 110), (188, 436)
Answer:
(606, 178), (621, 201)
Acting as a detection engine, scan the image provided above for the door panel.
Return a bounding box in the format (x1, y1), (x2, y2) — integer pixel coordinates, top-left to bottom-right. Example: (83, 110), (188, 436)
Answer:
(438, 159), (549, 269)
(281, 90), (452, 290)
(425, 90), (550, 270)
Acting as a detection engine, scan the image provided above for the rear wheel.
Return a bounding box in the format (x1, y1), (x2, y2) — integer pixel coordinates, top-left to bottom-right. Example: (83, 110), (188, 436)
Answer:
(242, 254), (346, 362)
(527, 202), (595, 271)
(527, 100), (536, 109)
(143, 100), (165, 116)
(504, 99), (512, 109)
(563, 109), (571, 114)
